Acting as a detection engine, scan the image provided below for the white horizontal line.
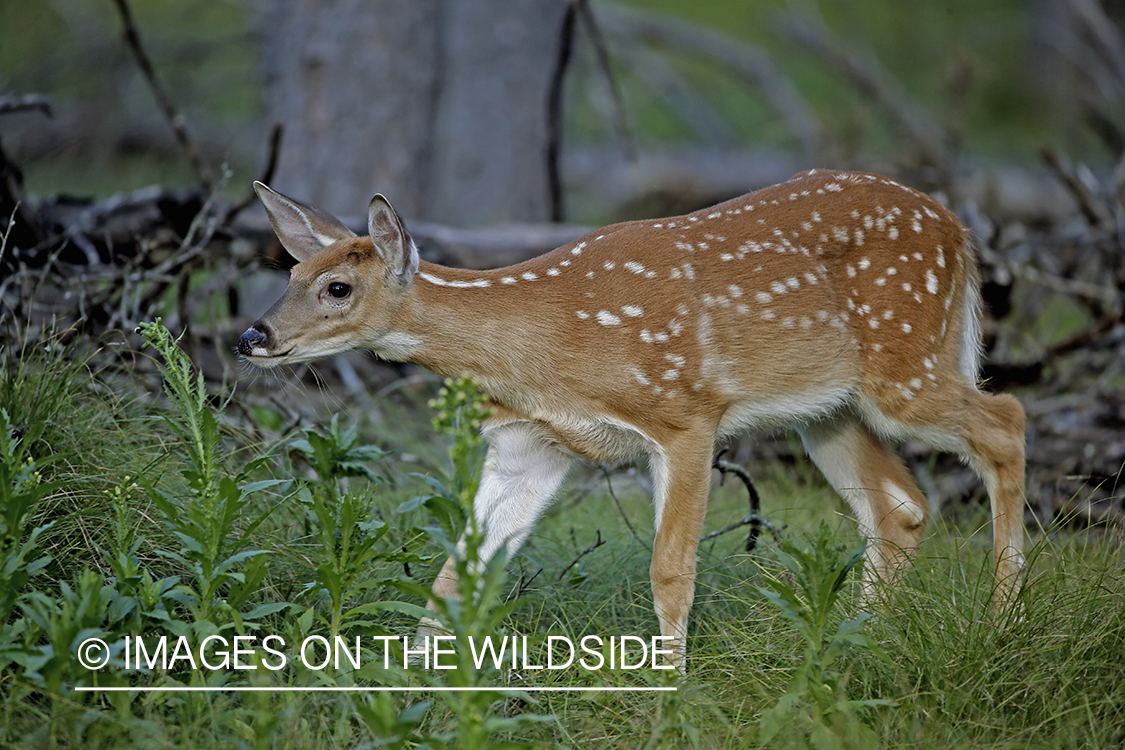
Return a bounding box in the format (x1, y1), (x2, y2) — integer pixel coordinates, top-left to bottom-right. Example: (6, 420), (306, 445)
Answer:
(75, 686), (676, 693)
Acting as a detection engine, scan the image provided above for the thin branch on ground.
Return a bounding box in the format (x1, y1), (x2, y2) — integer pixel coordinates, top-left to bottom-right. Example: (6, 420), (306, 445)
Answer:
(602, 466), (649, 551)
(710, 449), (779, 552)
(556, 530), (606, 582)
(514, 566), (543, 599)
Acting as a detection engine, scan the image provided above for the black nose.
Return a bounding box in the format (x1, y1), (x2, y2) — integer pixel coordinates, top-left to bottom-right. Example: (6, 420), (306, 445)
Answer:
(238, 325), (269, 356)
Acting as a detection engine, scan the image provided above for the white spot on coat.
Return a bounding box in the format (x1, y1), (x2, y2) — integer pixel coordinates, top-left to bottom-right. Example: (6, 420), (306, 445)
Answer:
(597, 311), (621, 326)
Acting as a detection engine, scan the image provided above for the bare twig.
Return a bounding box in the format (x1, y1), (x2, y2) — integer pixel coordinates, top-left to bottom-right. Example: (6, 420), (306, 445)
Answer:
(546, 2), (578, 222)
(557, 529), (606, 582)
(602, 466), (649, 550)
(224, 123), (285, 225)
(700, 513), (781, 548)
(977, 242), (1119, 311)
(710, 448), (779, 552)
(0, 203), (18, 267)
(577, 0), (637, 159)
(514, 566), (543, 598)
(0, 94), (53, 119)
(110, 0), (213, 190)
(1042, 148), (1110, 226)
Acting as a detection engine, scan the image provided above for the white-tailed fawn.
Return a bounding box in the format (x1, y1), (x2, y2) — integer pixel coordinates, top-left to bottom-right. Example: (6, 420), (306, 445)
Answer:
(240, 170), (1026, 669)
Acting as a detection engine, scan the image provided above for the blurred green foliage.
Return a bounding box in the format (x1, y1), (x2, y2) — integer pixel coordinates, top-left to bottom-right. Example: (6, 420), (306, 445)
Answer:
(0, 0), (1095, 198)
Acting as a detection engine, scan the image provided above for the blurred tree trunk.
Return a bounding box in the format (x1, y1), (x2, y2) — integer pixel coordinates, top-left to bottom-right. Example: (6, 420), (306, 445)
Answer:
(262, 0), (569, 226)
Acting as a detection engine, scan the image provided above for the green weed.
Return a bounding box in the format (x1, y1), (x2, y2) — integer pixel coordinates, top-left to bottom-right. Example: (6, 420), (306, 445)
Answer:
(137, 319), (288, 635)
(755, 525), (894, 748)
(406, 375), (557, 749)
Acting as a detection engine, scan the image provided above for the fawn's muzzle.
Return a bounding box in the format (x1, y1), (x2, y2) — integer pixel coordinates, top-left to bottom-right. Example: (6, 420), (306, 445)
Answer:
(237, 325), (269, 357)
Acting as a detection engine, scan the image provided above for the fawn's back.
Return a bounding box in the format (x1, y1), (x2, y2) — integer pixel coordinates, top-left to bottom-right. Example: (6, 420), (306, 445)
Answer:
(406, 169), (977, 457)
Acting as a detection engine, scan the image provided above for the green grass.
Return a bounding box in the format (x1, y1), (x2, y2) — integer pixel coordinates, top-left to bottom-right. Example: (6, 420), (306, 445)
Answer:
(1, 326), (1123, 748)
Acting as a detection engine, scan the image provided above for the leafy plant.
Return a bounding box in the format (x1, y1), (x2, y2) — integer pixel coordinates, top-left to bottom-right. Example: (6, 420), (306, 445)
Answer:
(290, 414), (389, 496)
(406, 375), (556, 749)
(0, 410), (60, 628)
(136, 319), (288, 634)
(756, 525), (895, 748)
(287, 415), (427, 654)
(97, 475), (186, 637)
(0, 409), (64, 689)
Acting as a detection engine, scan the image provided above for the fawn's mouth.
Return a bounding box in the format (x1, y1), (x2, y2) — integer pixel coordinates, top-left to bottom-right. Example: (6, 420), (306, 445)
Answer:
(240, 348), (294, 367)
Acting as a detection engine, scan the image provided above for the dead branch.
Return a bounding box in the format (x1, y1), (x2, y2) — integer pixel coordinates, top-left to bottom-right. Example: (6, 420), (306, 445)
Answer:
(547, 2), (578, 223)
(710, 448), (778, 552)
(514, 565), (544, 599)
(224, 123), (285, 226)
(0, 94), (53, 119)
(557, 529), (606, 582)
(1042, 148), (1111, 226)
(110, 0), (213, 190)
(601, 466), (649, 551)
(576, 0), (636, 159)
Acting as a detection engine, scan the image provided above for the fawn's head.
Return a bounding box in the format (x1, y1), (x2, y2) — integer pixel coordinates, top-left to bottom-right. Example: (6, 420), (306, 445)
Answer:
(238, 182), (420, 367)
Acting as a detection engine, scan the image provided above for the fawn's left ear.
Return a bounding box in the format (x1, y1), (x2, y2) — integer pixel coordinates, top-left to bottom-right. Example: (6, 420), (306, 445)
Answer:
(254, 181), (357, 262)
(368, 194), (419, 282)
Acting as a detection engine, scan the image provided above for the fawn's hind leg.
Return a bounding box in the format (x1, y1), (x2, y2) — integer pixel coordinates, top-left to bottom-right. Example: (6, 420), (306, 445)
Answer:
(859, 380), (1027, 605)
(797, 412), (930, 594)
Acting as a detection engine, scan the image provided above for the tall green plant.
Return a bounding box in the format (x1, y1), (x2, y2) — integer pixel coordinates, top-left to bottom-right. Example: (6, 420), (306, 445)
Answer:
(287, 415), (428, 648)
(756, 525), (894, 748)
(136, 320), (287, 633)
(97, 476), (185, 637)
(406, 376), (555, 749)
(0, 409), (63, 683)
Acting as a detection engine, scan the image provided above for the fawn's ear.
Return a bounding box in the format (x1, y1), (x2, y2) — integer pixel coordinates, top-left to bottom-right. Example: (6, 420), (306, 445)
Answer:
(368, 194), (419, 282)
(254, 181), (357, 262)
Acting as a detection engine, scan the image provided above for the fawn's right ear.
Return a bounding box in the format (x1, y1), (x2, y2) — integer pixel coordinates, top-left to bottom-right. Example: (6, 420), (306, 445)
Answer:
(254, 181), (357, 262)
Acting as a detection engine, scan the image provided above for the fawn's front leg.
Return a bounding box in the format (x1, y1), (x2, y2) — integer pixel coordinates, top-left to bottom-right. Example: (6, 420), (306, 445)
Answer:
(647, 431), (714, 671)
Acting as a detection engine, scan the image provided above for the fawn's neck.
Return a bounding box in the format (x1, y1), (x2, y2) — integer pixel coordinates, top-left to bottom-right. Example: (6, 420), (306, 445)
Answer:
(390, 260), (556, 391)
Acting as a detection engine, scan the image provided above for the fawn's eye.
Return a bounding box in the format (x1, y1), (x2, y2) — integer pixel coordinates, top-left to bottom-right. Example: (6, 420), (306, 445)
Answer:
(326, 281), (351, 299)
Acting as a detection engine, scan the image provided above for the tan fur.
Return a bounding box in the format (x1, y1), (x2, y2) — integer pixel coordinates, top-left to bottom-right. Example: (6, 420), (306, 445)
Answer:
(244, 171), (1027, 669)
